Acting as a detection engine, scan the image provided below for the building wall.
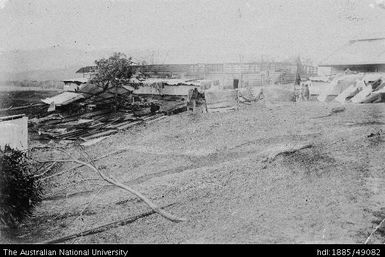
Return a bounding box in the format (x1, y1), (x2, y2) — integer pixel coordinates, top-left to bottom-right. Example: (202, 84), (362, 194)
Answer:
(139, 62), (304, 88)
(378, 64), (385, 72)
(63, 82), (82, 92)
(0, 115), (28, 151)
(329, 64), (385, 74)
(318, 67), (332, 76)
(133, 85), (198, 96)
(78, 62), (317, 88)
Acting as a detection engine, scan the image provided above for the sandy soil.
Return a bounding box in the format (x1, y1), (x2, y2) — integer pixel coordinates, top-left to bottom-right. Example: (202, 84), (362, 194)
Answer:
(5, 100), (385, 244)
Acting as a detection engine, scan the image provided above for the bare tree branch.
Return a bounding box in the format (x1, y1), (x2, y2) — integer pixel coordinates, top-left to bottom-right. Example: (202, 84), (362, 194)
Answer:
(39, 157), (186, 223)
(364, 217), (385, 244)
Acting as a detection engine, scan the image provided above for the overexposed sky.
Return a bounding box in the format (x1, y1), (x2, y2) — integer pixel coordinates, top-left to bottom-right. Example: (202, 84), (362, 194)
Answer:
(0, 0), (384, 63)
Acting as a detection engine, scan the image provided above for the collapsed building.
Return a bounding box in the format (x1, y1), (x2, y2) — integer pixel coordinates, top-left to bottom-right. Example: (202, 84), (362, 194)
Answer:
(62, 78), (88, 91)
(0, 59), (317, 148)
(313, 37), (385, 104)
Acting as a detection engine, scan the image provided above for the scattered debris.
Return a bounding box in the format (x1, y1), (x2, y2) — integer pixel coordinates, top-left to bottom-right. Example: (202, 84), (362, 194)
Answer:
(7, 78), (218, 145)
(37, 148), (186, 223)
(40, 203), (176, 244)
(261, 143), (313, 166)
(317, 73), (365, 102)
(331, 106), (346, 113)
(41, 92), (85, 107)
(80, 136), (109, 147)
(318, 73), (385, 104)
(311, 106), (346, 119)
(367, 129), (383, 138)
(364, 215), (385, 244)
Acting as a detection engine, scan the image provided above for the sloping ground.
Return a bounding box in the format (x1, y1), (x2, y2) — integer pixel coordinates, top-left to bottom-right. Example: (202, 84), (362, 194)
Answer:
(7, 101), (385, 244)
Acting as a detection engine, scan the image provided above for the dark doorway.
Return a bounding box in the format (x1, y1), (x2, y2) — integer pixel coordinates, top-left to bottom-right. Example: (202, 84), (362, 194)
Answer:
(233, 79), (239, 89)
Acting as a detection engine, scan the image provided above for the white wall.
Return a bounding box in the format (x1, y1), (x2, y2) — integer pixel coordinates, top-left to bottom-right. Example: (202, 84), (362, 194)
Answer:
(0, 116), (28, 151)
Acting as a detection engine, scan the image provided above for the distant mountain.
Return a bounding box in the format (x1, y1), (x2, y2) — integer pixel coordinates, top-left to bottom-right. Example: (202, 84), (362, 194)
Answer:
(0, 45), (306, 81)
(0, 66), (85, 81)
(0, 47), (115, 81)
(0, 47), (116, 74)
(0, 46), (180, 81)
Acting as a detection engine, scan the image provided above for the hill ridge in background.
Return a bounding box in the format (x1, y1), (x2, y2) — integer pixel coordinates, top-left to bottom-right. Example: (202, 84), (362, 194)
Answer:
(0, 46), (153, 81)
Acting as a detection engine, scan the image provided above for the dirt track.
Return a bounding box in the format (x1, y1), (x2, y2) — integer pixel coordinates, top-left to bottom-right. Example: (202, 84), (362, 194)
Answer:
(7, 101), (385, 244)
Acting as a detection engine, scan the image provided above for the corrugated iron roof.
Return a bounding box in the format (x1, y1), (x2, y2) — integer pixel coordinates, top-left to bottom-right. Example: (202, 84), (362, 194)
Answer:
(41, 92), (85, 106)
(129, 78), (201, 86)
(76, 66), (97, 73)
(62, 78), (89, 83)
(320, 38), (385, 66)
(77, 83), (132, 96)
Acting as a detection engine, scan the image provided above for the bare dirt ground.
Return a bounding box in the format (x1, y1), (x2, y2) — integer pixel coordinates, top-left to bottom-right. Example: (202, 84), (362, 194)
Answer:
(5, 100), (385, 244)
(0, 88), (59, 108)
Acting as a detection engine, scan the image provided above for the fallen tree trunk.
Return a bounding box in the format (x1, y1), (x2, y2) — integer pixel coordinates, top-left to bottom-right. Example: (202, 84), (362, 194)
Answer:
(39, 203), (175, 244)
(364, 216), (385, 244)
(37, 147), (135, 181)
(38, 150), (186, 223)
(261, 143), (313, 164)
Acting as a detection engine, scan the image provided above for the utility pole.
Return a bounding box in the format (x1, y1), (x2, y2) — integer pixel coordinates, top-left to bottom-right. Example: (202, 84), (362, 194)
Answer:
(239, 54), (243, 88)
(261, 55), (264, 86)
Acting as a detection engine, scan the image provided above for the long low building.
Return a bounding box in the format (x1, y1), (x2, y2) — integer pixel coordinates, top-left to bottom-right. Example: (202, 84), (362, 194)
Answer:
(319, 37), (385, 74)
(62, 78), (89, 91)
(76, 62), (318, 89)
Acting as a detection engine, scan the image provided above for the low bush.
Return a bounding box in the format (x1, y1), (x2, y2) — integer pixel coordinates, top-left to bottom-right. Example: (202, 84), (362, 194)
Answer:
(0, 146), (42, 227)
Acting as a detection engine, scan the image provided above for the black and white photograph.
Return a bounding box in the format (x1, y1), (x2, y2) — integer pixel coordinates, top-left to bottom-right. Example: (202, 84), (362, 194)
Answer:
(1, 0), (385, 247)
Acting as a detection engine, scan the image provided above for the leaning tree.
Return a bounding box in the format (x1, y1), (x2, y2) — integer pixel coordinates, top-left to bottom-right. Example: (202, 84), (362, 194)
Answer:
(90, 52), (144, 110)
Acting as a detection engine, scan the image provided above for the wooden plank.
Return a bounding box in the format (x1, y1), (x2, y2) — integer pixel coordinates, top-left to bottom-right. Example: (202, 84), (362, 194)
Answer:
(145, 115), (167, 124)
(0, 103), (45, 112)
(80, 130), (118, 141)
(106, 118), (141, 129)
(117, 120), (142, 130)
(39, 203), (175, 244)
(0, 114), (26, 121)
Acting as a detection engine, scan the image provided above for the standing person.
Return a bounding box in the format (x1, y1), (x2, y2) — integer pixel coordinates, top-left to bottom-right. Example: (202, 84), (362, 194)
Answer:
(189, 88), (199, 113)
(295, 83), (302, 102)
(304, 82), (310, 101)
(294, 61), (302, 102)
(300, 82), (307, 101)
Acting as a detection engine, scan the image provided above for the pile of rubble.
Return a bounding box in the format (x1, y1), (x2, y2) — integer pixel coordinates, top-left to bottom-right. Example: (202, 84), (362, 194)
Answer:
(22, 81), (196, 145)
(2, 78), (264, 146)
(30, 109), (168, 145)
(317, 73), (385, 104)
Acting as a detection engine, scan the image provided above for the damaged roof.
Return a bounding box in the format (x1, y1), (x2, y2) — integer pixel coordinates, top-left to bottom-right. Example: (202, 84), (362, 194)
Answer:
(76, 66), (97, 73)
(129, 78), (201, 86)
(62, 78), (89, 83)
(41, 92), (85, 106)
(320, 38), (385, 66)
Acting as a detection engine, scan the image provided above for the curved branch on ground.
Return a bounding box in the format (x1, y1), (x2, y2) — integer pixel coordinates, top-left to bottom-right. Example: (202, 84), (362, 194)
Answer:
(40, 158), (186, 223)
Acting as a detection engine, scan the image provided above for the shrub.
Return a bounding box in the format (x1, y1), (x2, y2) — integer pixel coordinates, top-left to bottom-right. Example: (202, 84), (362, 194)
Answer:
(0, 146), (42, 227)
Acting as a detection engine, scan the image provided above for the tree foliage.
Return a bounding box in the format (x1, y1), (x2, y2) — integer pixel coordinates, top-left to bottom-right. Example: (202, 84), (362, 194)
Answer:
(0, 146), (42, 227)
(90, 52), (139, 90)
